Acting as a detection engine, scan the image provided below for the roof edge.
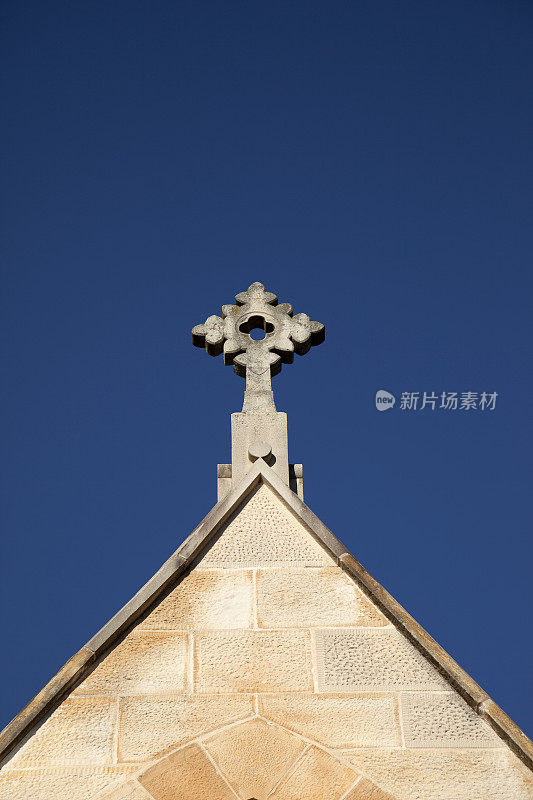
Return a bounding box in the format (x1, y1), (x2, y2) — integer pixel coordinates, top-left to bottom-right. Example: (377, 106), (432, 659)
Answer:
(255, 467), (533, 770)
(0, 647), (95, 766)
(0, 462), (266, 764)
(1, 459), (532, 772)
(337, 552), (533, 770)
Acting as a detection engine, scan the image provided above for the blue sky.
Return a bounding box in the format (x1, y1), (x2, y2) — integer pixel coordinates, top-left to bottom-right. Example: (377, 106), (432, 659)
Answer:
(1, 1), (532, 736)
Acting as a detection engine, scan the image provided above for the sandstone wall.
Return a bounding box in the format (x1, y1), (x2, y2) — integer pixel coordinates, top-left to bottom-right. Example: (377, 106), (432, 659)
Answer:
(1, 485), (531, 799)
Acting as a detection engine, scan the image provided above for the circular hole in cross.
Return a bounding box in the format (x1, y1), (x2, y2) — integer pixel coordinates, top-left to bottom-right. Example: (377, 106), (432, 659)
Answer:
(239, 315), (274, 341)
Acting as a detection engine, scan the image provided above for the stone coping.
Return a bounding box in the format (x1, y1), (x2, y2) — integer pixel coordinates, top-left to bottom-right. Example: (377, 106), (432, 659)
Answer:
(1, 460), (531, 771)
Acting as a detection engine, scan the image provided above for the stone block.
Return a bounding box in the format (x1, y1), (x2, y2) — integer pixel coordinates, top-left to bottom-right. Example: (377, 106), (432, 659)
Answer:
(0, 767), (133, 800)
(118, 694), (254, 762)
(231, 410), (289, 485)
(315, 629), (448, 692)
(139, 744), (235, 800)
(199, 484), (331, 568)
(344, 777), (399, 799)
(7, 697), (115, 767)
(194, 630), (312, 692)
(139, 569), (253, 630)
(401, 692), (501, 748)
(269, 745), (358, 800)
(76, 632), (186, 696)
(259, 694), (401, 748)
(288, 463), (304, 500)
(204, 718), (305, 800)
(257, 567), (387, 628)
(343, 748), (533, 800)
(96, 781), (150, 799)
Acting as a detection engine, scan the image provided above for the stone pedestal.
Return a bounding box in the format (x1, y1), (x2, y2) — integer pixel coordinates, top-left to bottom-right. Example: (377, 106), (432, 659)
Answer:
(231, 410), (289, 486)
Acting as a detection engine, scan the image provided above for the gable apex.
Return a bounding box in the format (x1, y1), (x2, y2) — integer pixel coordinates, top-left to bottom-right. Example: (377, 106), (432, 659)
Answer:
(1, 459), (532, 777)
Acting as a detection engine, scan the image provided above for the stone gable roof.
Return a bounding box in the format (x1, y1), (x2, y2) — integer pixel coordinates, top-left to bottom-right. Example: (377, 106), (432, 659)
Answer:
(1, 458), (532, 776)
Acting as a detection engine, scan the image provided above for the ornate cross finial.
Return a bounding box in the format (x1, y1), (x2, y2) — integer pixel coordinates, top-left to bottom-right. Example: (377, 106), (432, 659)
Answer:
(192, 282), (325, 411)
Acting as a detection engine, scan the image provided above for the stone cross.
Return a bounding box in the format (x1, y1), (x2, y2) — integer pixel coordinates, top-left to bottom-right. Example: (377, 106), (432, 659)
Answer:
(192, 282), (325, 411)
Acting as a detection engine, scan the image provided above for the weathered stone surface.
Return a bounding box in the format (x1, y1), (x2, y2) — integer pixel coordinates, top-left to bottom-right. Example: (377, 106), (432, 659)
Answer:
(217, 464), (233, 501)
(200, 485), (331, 568)
(401, 692), (501, 748)
(269, 745), (358, 800)
(344, 777), (399, 799)
(7, 697), (115, 767)
(259, 694), (401, 748)
(194, 630), (312, 692)
(96, 781), (150, 800)
(139, 744), (235, 800)
(338, 553), (491, 706)
(138, 569), (253, 631)
(118, 695), (254, 762)
(204, 718), (305, 800)
(0, 767), (132, 800)
(343, 748), (533, 800)
(257, 567), (387, 628)
(232, 410), (290, 485)
(75, 632), (187, 696)
(316, 629), (448, 692)
(0, 646), (95, 764)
